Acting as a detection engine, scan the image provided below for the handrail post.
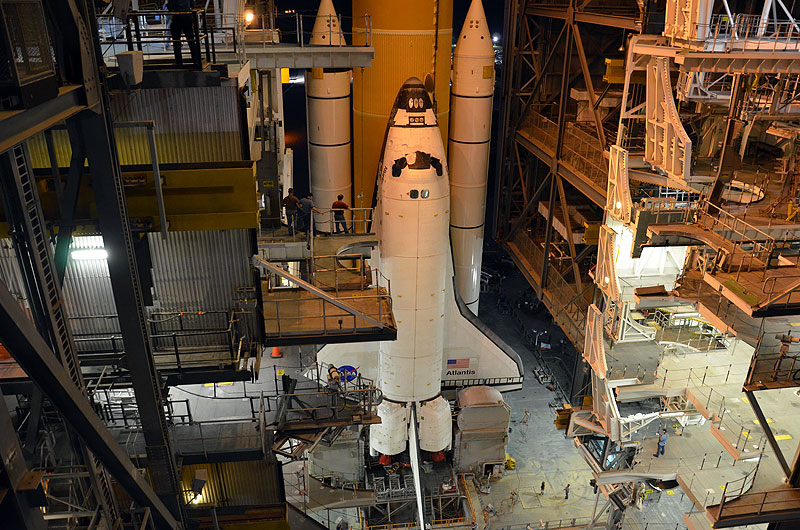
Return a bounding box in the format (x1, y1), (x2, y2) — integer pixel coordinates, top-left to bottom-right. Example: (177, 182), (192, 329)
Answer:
(299, 13), (305, 46)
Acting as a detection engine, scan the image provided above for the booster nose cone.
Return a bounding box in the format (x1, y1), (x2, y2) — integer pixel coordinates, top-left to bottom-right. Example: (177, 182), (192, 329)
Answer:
(456, 0), (494, 57)
(310, 0), (346, 46)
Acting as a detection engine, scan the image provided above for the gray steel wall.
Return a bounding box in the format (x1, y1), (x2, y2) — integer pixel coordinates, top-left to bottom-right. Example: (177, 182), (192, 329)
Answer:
(147, 230), (251, 313)
(147, 230), (258, 339)
(0, 230), (257, 350)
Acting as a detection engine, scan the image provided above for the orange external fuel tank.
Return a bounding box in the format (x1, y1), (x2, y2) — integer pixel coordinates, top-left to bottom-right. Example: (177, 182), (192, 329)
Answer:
(351, 0), (453, 210)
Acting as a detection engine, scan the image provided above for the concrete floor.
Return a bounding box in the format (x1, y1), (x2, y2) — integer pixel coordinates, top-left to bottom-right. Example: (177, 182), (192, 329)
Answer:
(474, 246), (780, 530)
(475, 252), (702, 529)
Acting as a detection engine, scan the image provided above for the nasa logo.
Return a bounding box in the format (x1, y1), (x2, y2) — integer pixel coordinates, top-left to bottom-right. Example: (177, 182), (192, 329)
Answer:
(339, 365), (358, 382)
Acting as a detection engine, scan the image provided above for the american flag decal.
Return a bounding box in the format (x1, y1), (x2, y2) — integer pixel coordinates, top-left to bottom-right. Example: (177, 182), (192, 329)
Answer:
(447, 358), (470, 369)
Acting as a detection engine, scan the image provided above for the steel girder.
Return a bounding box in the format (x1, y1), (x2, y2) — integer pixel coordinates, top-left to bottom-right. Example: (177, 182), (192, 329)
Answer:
(0, 395), (47, 530)
(0, 280), (178, 529)
(74, 108), (185, 522)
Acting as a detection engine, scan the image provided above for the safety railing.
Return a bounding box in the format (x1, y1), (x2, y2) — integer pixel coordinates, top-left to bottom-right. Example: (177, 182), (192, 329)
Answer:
(148, 309), (231, 334)
(682, 200), (782, 277)
(510, 229), (592, 349)
(309, 458), (363, 489)
(741, 74), (800, 117)
(314, 207), (375, 235)
(441, 376), (524, 388)
(97, 9), (224, 70)
(71, 310), (250, 370)
(311, 253), (375, 295)
(675, 368), (765, 455)
(119, 413), (264, 457)
(688, 13), (800, 52)
(518, 109), (608, 191)
(657, 363), (742, 390)
(760, 274), (800, 311)
(637, 197), (697, 224)
(276, 386), (381, 418)
(260, 207), (374, 239)
(500, 518), (593, 530)
(717, 485), (800, 523)
(697, 201), (774, 249)
(745, 331), (800, 388)
(244, 12), (372, 48)
(654, 320), (731, 353)
(717, 459), (763, 506)
(262, 263), (392, 336)
(94, 397), (193, 427)
(263, 293), (391, 338)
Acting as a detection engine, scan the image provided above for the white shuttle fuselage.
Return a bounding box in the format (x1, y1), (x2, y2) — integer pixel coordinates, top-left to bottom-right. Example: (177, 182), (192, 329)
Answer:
(316, 80), (523, 458)
(369, 79), (452, 456)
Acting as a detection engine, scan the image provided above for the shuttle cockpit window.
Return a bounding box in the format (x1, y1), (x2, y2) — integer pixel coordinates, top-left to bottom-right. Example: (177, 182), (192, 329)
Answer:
(410, 189), (419, 199)
(421, 189), (430, 198)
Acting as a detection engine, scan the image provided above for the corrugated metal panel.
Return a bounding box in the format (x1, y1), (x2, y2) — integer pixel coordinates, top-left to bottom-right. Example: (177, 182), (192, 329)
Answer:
(26, 86), (244, 168)
(0, 232), (257, 353)
(148, 230), (252, 311)
(181, 461), (283, 507)
(0, 236), (118, 349)
(111, 87), (243, 164)
(62, 236), (120, 350)
(26, 130), (73, 168)
(147, 229), (257, 337)
(0, 239), (29, 304)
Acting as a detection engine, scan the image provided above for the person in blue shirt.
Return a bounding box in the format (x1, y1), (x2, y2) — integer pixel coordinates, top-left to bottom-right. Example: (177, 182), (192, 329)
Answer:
(298, 193), (323, 233)
(654, 428), (668, 457)
(167, 0), (201, 66)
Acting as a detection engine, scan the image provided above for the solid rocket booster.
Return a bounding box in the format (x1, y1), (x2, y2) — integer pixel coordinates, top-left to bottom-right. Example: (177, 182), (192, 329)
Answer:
(448, 0), (495, 315)
(369, 78), (452, 456)
(306, 0), (352, 232)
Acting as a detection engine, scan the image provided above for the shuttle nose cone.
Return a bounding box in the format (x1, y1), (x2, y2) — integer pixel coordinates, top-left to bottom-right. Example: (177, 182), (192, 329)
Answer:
(456, 0), (493, 57)
(391, 77), (433, 114)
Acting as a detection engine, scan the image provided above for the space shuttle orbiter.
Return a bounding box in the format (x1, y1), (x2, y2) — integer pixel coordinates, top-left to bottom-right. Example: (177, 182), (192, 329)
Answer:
(317, 78), (523, 459)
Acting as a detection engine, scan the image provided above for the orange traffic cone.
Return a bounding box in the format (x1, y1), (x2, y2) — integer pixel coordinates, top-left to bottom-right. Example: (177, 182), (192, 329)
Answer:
(271, 346), (282, 358)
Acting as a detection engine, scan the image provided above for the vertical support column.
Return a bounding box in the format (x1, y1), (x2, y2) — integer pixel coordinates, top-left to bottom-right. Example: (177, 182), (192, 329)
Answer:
(542, 20), (573, 289)
(0, 401), (47, 530)
(53, 119), (87, 283)
(709, 74), (744, 205)
(74, 108), (184, 522)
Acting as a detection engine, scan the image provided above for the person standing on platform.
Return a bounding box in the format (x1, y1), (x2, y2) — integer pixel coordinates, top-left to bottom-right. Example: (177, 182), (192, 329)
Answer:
(167, 0), (201, 67)
(298, 193), (323, 233)
(564, 483), (570, 500)
(282, 188), (300, 234)
(331, 194), (350, 234)
(654, 428), (669, 457)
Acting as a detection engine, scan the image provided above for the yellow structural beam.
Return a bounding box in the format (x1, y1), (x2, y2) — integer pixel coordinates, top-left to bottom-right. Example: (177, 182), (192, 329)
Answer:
(0, 162), (258, 235)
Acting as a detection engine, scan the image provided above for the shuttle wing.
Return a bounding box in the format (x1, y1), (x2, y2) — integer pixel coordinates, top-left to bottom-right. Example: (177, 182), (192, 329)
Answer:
(317, 247), (523, 391)
(441, 247), (523, 391)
